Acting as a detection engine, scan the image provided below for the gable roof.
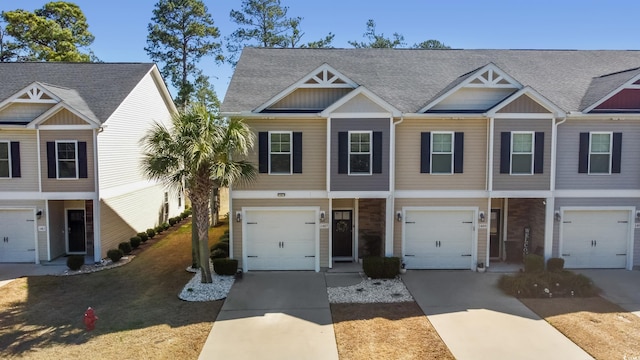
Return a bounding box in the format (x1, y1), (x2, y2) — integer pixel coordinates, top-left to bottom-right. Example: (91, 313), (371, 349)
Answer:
(580, 67), (640, 112)
(222, 48), (640, 115)
(0, 62), (164, 123)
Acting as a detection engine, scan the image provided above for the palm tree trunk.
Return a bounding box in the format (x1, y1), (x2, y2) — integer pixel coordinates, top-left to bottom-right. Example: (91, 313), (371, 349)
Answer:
(191, 220), (199, 269)
(192, 184), (213, 283)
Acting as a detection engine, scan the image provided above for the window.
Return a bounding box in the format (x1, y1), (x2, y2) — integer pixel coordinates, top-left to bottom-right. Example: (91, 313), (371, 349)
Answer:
(269, 132), (292, 174)
(0, 142), (9, 178)
(349, 131), (371, 174)
(163, 192), (169, 222)
(431, 132), (453, 174)
(589, 132), (612, 174)
(511, 132), (534, 174)
(56, 141), (78, 179)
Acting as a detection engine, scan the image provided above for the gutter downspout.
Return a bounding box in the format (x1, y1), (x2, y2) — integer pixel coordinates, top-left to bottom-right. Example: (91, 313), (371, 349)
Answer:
(486, 117), (494, 268)
(93, 127), (102, 263)
(389, 115), (404, 257)
(326, 116), (332, 266)
(545, 115), (567, 261)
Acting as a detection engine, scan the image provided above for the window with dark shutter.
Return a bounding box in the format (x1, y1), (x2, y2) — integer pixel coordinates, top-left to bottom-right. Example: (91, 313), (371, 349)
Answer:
(10, 142), (20, 178)
(0, 142), (10, 178)
(534, 132), (544, 174)
(372, 131), (382, 174)
(258, 132), (268, 173)
(454, 132), (464, 173)
(420, 132), (431, 173)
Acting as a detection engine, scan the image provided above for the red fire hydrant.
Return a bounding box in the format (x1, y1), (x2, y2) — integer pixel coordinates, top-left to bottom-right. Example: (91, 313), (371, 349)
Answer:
(83, 307), (98, 331)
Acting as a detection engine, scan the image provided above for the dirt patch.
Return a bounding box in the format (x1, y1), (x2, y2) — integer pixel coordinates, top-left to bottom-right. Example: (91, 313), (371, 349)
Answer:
(522, 297), (640, 360)
(331, 302), (454, 360)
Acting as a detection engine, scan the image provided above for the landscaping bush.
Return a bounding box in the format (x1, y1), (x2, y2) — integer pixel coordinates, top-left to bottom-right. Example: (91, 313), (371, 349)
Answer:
(162, 222), (170, 231)
(219, 233), (229, 242)
(155, 225), (164, 234)
(169, 217), (179, 226)
(213, 258), (238, 276)
(107, 248), (124, 262)
(546, 257), (565, 272)
(137, 232), (149, 242)
(524, 254), (544, 273)
(498, 271), (598, 298)
(363, 256), (400, 279)
(210, 248), (228, 260)
(130, 236), (141, 249)
(66, 255), (84, 270)
(146, 228), (156, 239)
(210, 241), (229, 254)
(118, 241), (132, 255)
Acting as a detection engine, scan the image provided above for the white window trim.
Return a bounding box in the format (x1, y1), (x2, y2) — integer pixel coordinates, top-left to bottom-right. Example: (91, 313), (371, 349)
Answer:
(510, 131), (534, 175)
(348, 130), (372, 176)
(268, 131), (293, 175)
(55, 140), (79, 180)
(0, 141), (11, 178)
(431, 131), (454, 175)
(588, 131), (613, 175)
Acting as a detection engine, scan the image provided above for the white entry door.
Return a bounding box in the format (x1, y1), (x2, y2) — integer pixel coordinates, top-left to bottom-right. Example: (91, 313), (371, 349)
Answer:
(0, 210), (37, 263)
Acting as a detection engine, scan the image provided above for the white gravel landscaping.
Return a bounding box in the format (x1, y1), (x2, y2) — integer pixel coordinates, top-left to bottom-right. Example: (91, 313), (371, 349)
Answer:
(179, 262), (235, 302)
(328, 277), (414, 303)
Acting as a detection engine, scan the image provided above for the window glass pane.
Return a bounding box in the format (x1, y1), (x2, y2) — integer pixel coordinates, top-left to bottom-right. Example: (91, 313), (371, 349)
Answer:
(57, 143), (76, 160)
(432, 133), (452, 152)
(58, 161), (77, 178)
(270, 154), (291, 173)
(511, 154), (532, 174)
(0, 143), (8, 159)
(512, 133), (532, 153)
(590, 134), (610, 153)
(432, 154), (452, 173)
(334, 212), (343, 220)
(350, 154), (370, 173)
(57, 142), (77, 178)
(0, 161), (8, 177)
(590, 154), (610, 173)
(342, 211), (350, 220)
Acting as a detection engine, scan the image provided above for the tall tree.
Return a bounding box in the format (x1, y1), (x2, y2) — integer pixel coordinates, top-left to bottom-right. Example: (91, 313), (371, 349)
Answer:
(349, 19), (451, 49)
(227, 0), (333, 64)
(146, 0), (223, 107)
(141, 104), (256, 283)
(1, 1), (96, 61)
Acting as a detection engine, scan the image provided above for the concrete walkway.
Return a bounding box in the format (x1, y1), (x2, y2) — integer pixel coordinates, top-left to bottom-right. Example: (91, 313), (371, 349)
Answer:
(577, 269), (640, 317)
(403, 271), (593, 360)
(0, 263), (66, 288)
(199, 272), (339, 360)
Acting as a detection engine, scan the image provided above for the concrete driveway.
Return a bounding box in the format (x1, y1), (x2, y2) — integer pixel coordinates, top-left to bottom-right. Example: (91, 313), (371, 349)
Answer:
(0, 263), (66, 288)
(577, 269), (640, 317)
(403, 271), (593, 360)
(199, 272), (338, 360)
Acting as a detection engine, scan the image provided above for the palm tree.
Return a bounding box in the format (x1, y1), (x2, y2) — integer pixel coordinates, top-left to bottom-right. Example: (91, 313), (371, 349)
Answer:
(141, 103), (256, 283)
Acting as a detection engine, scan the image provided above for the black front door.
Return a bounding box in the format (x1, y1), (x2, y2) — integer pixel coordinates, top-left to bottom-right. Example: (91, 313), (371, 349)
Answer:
(332, 210), (353, 258)
(68, 209), (86, 253)
(490, 209), (500, 258)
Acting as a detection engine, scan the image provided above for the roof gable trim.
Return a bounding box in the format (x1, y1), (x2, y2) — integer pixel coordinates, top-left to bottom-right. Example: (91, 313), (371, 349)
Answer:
(321, 86), (401, 117)
(486, 86), (565, 118)
(584, 71), (640, 113)
(27, 103), (100, 129)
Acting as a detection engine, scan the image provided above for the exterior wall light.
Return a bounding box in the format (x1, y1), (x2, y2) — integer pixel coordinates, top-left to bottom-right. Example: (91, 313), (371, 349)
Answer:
(236, 211), (242, 222)
(478, 211), (485, 222)
(555, 211), (561, 222)
(396, 211), (402, 222)
(320, 211), (326, 222)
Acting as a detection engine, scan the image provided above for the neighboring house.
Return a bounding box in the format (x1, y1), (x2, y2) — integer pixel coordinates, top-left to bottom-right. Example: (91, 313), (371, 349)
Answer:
(0, 62), (183, 264)
(222, 48), (640, 272)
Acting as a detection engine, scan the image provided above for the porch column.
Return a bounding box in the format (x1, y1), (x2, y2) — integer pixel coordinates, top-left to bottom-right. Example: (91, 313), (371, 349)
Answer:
(93, 195), (101, 263)
(544, 197), (554, 261)
(385, 195), (393, 256)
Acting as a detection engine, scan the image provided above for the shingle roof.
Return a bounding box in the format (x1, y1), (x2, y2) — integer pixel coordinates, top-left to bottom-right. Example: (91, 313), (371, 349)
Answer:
(222, 48), (640, 114)
(0, 62), (157, 123)
(579, 67), (640, 111)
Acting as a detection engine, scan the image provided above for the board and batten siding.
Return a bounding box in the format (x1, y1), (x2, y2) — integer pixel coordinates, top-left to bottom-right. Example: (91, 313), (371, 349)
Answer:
(0, 103), (51, 123)
(395, 118), (487, 190)
(497, 95), (550, 114)
(492, 119), (552, 191)
(39, 130), (95, 192)
(330, 118), (390, 191)
(556, 120), (640, 189)
(97, 72), (173, 191)
(41, 108), (88, 126)
(237, 118), (326, 191)
(0, 130), (39, 191)
(552, 197), (640, 268)
(269, 88), (351, 110)
(393, 198), (488, 264)
(231, 198), (329, 268)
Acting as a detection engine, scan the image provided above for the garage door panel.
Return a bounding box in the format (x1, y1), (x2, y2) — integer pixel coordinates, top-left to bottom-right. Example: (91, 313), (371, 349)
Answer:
(0, 210), (36, 263)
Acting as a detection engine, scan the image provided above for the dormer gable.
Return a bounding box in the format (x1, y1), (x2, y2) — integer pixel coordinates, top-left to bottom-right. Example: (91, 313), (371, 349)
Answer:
(255, 63), (358, 113)
(582, 67), (640, 113)
(321, 86), (401, 118)
(486, 86), (565, 118)
(420, 63), (521, 113)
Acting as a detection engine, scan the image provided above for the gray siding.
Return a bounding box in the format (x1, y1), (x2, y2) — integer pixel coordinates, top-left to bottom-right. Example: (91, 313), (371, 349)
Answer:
(492, 119), (552, 191)
(269, 88), (351, 110)
(330, 118), (390, 191)
(555, 120), (640, 189)
(497, 95), (550, 113)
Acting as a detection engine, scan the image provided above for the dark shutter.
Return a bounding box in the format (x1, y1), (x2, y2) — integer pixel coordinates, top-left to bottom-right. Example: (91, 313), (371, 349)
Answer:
(500, 132), (511, 174)
(534, 132), (544, 174)
(47, 142), (56, 178)
(78, 142), (88, 178)
(612, 132), (622, 174)
(338, 132), (348, 174)
(293, 132), (302, 173)
(454, 132), (464, 174)
(10, 142), (20, 178)
(420, 132), (431, 173)
(578, 132), (589, 173)
(372, 131), (382, 174)
(258, 132), (268, 173)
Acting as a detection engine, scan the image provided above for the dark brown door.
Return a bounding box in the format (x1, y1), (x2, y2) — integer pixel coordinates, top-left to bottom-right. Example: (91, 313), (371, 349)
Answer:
(68, 209), (86, 253)
(490, 209), (500, 258)
(332, 210), (353, 257)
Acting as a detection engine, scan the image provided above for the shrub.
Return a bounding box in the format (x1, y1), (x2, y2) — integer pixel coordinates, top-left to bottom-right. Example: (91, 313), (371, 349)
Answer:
(118, 241), (132, 255)
(524, 254), (544, 273)
(210, 241), (229, 254)
(137, 232), (149, 242)
(210, 248), (228, 260)
(213, 258), (238, 275)
(162, 222), (170, 230)
(169, 217), (178, 226)
(66, 255), (84, 270)
(498, 271), (598, 298)
(547, 257), (565, 272)
(363, 256), (400, 279)
(155, 225), (164, 234)
(107, 249), (124, 262)
(146, 228), (156, 238)
(219, 233), (229, 242)
(130, 236), (141, 249)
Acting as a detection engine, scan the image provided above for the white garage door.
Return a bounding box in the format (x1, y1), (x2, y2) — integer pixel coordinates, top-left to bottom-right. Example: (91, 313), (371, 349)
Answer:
(0, 210), (37, 263)
(403, 209), (474, 269)
(244, 209), (317, 271)
(561, 210), (630, 269)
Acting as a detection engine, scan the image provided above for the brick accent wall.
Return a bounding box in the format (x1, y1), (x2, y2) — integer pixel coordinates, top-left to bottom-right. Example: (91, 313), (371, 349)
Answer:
(506, 198), (546, 261)
(358, 199), (386, 257)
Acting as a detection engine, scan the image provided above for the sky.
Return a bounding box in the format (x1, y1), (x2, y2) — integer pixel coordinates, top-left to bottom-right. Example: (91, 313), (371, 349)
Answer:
(2, 0), (640, 101)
